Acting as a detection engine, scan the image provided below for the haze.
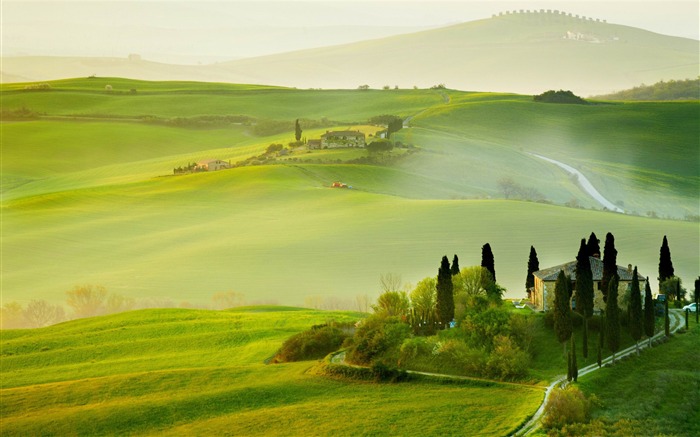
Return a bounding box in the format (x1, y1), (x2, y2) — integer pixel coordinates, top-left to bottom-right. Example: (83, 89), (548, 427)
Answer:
(3, 1), (698, 65)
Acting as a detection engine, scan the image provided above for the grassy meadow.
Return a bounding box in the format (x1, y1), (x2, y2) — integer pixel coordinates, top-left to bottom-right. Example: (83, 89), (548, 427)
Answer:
(0, 307), (543, 436)
(1, 78), (698, 307)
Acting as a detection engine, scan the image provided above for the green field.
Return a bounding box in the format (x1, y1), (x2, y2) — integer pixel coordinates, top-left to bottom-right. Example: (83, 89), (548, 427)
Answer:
(1, 78), (698, 308)
(0, 307), (543, 435)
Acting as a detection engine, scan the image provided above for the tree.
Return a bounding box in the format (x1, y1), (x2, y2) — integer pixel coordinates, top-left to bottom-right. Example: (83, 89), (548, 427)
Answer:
(695, 276), (700, 324)
(481, 243), (496, 282)
(373, 291), (410, 317)
(586, 232), (600, 258)
(451, 254), (460, 276)
(436, 256), (455, 329)
(574, 238), (594, 358)
(643, 277), (655, 347)
(498, 177), (518, 199)
(628, 267), (643, 355)
(601, 232), (617, 302)
(664, 293), (670, 337)
(66, 285), (107, 318)
(658, 235), (674, 285)
(294, 119), (302, 142)
(23, 300), (65, 328)
(660, 276), (686, 301)
(379, 273), (403, 293)
(0, 302), (24, 329)
(525, 246), (539, 292)
(453, 266), (495, 298)
(409, 277), (437, 335)
(605, 275), (621, 364)
(569, 335), (578, 382)
(553, 270), (573, 357)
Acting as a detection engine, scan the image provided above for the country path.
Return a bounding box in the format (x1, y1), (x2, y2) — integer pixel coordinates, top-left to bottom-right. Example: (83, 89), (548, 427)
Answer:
(529, 153), (625, 213)
(514, 309), (685, 436)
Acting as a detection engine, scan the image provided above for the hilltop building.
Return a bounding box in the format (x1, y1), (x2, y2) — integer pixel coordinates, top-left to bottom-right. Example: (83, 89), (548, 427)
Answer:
(195, 159), (230, 171)
(319, 130), (366, 149)
(531, 257), (646, 312)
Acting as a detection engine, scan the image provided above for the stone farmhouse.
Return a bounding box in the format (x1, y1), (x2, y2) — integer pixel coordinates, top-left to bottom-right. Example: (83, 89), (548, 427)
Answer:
(531, 256), (647, 312)
(195, 159), (230, 171)
(312, 130), (366, 149)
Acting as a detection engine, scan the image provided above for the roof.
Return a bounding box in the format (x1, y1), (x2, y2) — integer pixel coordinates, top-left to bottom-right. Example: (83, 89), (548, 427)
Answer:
(321, 130), (365, 138)
(197, 159), (227, 165)
(533, 256), (645, 282)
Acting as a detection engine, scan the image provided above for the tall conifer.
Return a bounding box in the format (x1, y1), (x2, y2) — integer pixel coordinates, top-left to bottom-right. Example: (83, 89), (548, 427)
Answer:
(605, 275), (621, 364)
(601, 232), (618, 302)
(658, 235), (675, 285)
(553, 270), (573, 357)
(481, 243), (496, 282)
(643, 277), (655, 347)
(575, 238), (594, 358)
(525, 246), (539, 291)
(436, 256), (454, 329)
(451, 254), (460, 276)
(294, 119), (302, 142)
(586, 232), (601, 258)
(629, 267), (643, 355)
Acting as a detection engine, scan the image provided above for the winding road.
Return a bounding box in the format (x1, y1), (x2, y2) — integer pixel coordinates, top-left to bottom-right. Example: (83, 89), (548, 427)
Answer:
(529, 153), (624, 213)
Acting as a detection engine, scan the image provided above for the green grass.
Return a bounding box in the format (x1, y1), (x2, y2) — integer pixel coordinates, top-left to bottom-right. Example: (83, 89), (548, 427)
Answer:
(0, 307), (542, 436)
(571, 319), (700, 436)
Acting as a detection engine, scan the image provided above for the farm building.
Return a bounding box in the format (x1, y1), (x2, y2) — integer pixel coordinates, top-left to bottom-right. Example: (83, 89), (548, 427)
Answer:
(320, 130), (366, 149)
(307, 139), (322, 150)
(195, 159), (230, 171)
(531, 257), (647, 312)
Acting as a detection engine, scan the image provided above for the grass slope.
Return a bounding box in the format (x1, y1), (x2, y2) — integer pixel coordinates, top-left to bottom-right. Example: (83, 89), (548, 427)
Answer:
(0, 307), (542, 436)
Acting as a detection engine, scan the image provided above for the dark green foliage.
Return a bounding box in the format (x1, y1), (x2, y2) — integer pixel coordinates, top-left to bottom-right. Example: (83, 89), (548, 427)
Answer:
(533, 89), (588, 104)
(365, 139), (394, 154)
(628, 267), (643, 351)
(370, 361), (409, 382)
(695, 277), (699, 323)
(658, 235), (675, 284)
(481, 243), (496, 282)
(582, 317), (589, 359)
(525, 246), (539, 291)
(553, 270), (573, 351)
(273, 322), (354, 362)
(601, 232), (618, 302)
(643, 278), (655, 342)
(347, 315), (411, 365)
(294, 118), (302, 142)
(605, 276), (621, 362)
(570, 335), (578, 382)
(593, 78), (700, 101)
(597, 335), (602, 368)
(436, 256), (454, 328)
(575, 238), (594, 319)
(451, 254), (460, 276)
(586, 232), (601, 258)
(660, 276), (686, 302)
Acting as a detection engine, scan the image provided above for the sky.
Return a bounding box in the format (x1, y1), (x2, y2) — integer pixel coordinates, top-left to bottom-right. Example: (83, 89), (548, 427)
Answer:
(2, 1), (699, 64)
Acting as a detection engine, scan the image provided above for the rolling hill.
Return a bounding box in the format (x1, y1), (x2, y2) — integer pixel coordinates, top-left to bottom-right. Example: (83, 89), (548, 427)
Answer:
(0, 307), (543, 435)
(1, 78), (698, 308)
(2, 11), (698, 95)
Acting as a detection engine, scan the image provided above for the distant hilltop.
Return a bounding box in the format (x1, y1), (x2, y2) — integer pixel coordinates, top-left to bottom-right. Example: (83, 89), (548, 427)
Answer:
(493, 9), (607, 23)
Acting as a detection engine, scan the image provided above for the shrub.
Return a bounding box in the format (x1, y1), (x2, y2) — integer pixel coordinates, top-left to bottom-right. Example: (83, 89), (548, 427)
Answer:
(533, 90), (588, 104)
(486, 335), (529, 380)
(347, 315), (411, 365)
(273, 322), (354, 362)
(371, 361), (408, 382)
(462, 307), (512, 349)
(543, 385), (595, 429)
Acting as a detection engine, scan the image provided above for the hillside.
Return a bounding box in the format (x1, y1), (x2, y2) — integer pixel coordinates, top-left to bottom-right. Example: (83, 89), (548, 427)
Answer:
(592, 78), (700, 101)
(2, 11), (698, 95)
(1, 78), (698, 307)
(0, 307), (542, 435)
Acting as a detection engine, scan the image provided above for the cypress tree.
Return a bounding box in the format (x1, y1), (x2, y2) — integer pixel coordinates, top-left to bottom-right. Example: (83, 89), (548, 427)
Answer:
(695, 276), (699, 324)
(575, 238), (594, 358)
(451, 254), (460, 276)
(658, 235), (675, 285)
(294, 119), (302, 142)
(525, 246), (539, 291)
(629, 267), (643, 355)
(601, 232), (618, 302)
(481, 243), (496, 282)
(436, 256), (454, 329)
(586, 232), (601, 258)
(664, 294), (670, 337)
(553, 270), (573, 357)
(643, 277), (655, 347)
(597, 335), (602, 368)
(606, 275), (621, 364)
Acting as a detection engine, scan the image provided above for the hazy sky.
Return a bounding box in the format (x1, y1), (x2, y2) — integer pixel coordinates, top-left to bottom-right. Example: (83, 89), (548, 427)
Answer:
(3, 1), (698, 64)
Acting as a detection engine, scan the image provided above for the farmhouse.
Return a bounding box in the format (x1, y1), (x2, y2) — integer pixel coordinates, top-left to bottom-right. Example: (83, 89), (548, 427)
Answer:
(307, 139), (322, 150)
(320, 130), (366, 149)
(195, 159), (230, 171)
(531, 257), (647, 312)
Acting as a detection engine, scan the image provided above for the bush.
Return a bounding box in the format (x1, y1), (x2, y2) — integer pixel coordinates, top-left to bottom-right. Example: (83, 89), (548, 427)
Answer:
(543, 385), (595, 429)
(273, 322), (354, 362)
(486, 335), (529, 380)
(347, 315), (411, 365)
(534, 90), (588, 104)
(371, 361), (408, 382)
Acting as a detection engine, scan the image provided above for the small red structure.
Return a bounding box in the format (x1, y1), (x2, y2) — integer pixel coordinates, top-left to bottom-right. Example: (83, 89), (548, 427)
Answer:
(331, 181), (348, 188)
